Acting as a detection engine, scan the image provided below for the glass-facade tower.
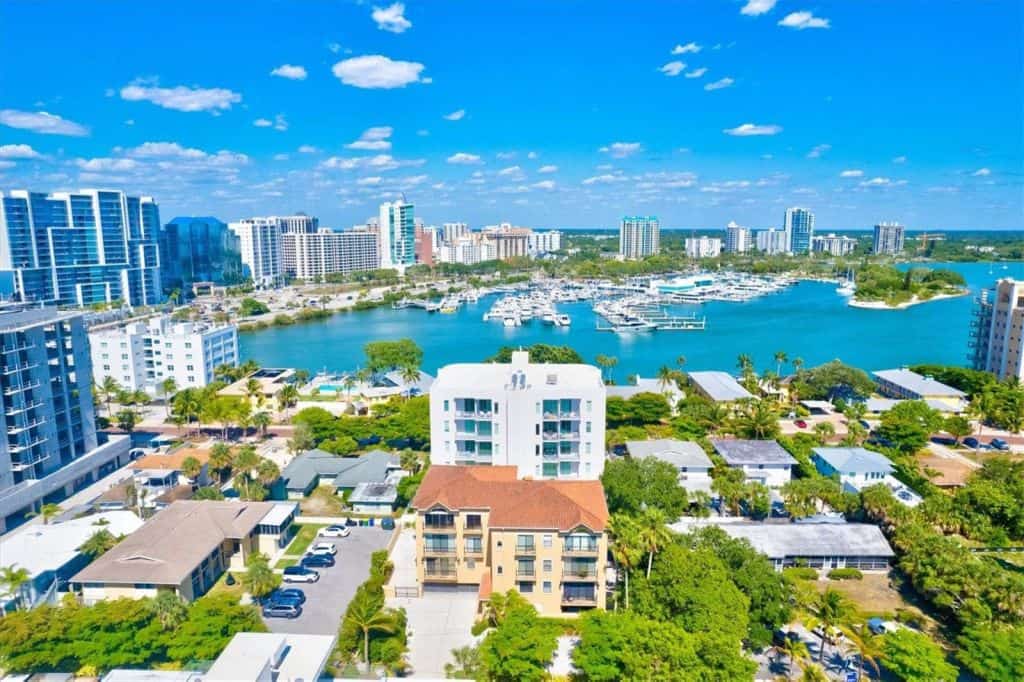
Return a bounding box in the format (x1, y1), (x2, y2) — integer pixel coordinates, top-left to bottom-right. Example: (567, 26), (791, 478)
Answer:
(784, 207), (815, 254)
(159, 216), (247, 294)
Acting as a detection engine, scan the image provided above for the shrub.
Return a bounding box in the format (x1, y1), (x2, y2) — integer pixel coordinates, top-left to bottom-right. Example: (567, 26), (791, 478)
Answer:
(827, 568), (863, 580)
(782, 567), (819, 582)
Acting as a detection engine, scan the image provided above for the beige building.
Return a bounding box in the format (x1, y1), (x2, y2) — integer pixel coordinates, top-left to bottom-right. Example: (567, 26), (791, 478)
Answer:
(71, 500), (296, 603)
(410, 465), (608, 616)
(971, 278), (1024, 381)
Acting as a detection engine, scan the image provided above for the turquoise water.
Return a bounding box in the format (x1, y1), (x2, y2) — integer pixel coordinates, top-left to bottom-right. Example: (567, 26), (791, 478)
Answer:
(239, 262), (1024, 377)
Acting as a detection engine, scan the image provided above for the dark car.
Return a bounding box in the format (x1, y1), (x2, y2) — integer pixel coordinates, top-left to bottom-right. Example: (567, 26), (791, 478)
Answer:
(963, 437), (982, 449)
(274, 587), (306, 603)
(381, 517), (396, 530)
(265, 588), (305, 607)
(772, 629), (801, 647)
(301, 553), (335, 568)
(989, 438), (1010, 451)
(282, 566), (319, 583)
(262, 603), (302, 619)
(357, 435), (382, 447)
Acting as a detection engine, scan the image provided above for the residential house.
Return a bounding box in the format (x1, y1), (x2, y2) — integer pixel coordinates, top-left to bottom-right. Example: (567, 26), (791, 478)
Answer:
(687, 371), (754, 403)
(711, 439), (796, 488)
(873, 368), (966, 411)
(813, 446), (922, 507)
(605, 377), (684, 408)
(279, 449), (401, 499)
(348, 482), (398, 514)
(624, 439), (713, 493)
(410, 465), (609, 616)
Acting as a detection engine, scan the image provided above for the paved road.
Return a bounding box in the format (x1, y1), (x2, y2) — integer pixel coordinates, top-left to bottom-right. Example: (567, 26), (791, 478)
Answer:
(387, 590), (480, 678)
(265, 526), (392, 635)
(926, 440), (982, 469)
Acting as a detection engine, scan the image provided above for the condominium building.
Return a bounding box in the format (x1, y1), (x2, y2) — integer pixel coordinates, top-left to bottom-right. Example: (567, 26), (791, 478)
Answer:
(0, 306), (131, 533)
(414, 225), (435, 266)
(970, 279), (1024, 380)
(276, 213), (318, 234)
(755, 228), (789, 255)
(159, 216), (246, 294)
(436, 238), (484, 266)
(684, 236), (722, 259)
(409, 465), (609, 615)
(528, 230), (563, 255)
(812, 233), (858, 256)
(619, 216), (660, 259)
(429, 350), (606, 480)
(283, 228), (379, 280)
(784, 207), (815, 254)
(379, 201), (416, 269)
(482, 225), (531, 261)
(872, 222), (905, 255)
(443, 222), (470, 243)
(228, 218), (284, 287)
(0, 189), (161, 307)
(89, 314), (238, 395)
(723, 221), (753, 254)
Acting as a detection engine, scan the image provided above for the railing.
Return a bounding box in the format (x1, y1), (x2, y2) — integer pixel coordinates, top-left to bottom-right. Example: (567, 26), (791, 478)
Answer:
(424, 570), (458, 580)
(563, 565), (598, 580)
(2, 362), (38, 376)
(563, 542), (599, 555)
(424, 546), (457, 554)
(1, 344), (34, 354)
(516, 569), (536, 578)
(3, 380), (40, 395)
(8, 436), (46, 453)
(5, 400), (42, 416)
(7, 418), (46, 435)
(515, 544), (536, 555)
(424, 518), (455, 529)
(561, 591), (597, 604)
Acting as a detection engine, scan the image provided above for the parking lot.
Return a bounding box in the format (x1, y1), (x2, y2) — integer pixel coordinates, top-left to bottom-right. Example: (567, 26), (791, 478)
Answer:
(265, 525), (392, 635)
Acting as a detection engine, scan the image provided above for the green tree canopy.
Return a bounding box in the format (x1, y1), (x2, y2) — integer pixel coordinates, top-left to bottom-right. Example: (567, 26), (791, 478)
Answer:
(882, 629), (958, 682)
(877, 400), (943, 453)
(486, 344), (583, 364)
(363, 339), (423, 373)
(791, 360), (876, 401)
(478, 592), (560, 682)
(601, 456), (689, 518)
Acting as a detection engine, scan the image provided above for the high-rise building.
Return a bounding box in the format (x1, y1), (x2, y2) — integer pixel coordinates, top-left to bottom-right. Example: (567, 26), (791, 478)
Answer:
(812, 233), (858, 256)
(429, 350), (606, 480)
(414, 225), (434, 266)
(784, 207), (815, 254)
(442, 222), (469, 243)
(276, 214), (318, 234)
(684, 236), (722, 259)
(378, 201), (415, 269)
(482, 225), (531, 261)
(970, 279), (1024, 380)
(872, 222), (905, 255)
(619, 216), (660, 259)
(723, 221), (753, 254)
(755, 228), (789, 255)
(283, 228), (379, 280)
(0, 189), (162, 307)
(228, 218), (284, 288)
(0, 306), (131, 533)
(528, 230), (563, 255)
(159, 217), (247, 294)
(89, 315), (238, 395)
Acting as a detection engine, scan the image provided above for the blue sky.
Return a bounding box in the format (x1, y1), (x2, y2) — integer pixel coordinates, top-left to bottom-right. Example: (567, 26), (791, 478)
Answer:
(1, 0), (1021, 230)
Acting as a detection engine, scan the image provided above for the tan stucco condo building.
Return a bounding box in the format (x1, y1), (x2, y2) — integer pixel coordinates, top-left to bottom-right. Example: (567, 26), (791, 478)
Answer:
(410, 465), (609, 616)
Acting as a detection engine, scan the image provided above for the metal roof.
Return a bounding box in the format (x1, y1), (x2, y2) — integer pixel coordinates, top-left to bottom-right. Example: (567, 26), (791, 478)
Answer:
(349, 481), (398, 504)
(873, 369), (965, 398)
(672, 521), (895, 559)
(711, 439), (797, 465)
(625, 439), (712, 469)
(687, 371), (754, 402)
(813, 447), (894, 474)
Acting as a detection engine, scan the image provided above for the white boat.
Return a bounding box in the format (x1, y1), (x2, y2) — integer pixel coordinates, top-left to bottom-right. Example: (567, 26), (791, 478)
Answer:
(555, 314), (571, 326)
(503, 316), (521, 327)
(613, 319), (656, 333)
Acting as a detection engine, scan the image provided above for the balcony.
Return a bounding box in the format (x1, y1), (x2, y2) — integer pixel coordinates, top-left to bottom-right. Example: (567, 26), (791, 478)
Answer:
(8, 436), (46, 453)
(424, 570), (458, 582)
(514, 543), (536, 556)
(463, 524), (484, 534)
(424, 517), (456, 529)
(423, 545), (457, 555)
(516, 569), (536, 579)
(563, 542), (599, 556)
(561, 589), (598, 606)
(1, 343), (34, 354)
(5, 400), (42, 416)
(3, 362), (38, 376)
(7, 418), (45, 435)
(3, 380), (40, 395)
(563, 564), (599, 581)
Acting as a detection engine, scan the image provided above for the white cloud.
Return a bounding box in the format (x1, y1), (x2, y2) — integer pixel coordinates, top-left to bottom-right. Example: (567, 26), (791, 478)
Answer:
(447, 152), (483, 165)
(321, 154), (424, 171)
(443, 109), (466, 121)
(806, 143), (831, 158)
(498, 165), (523, 177)
(273, 153), (289, 161)
(684, 68), (708, 79)
(416, 129), (430, 137)
(0, 144), (42, 159)
(123, 141), (248, 168)
(778, 11), (831, 30)
(357, 176), (383, 186)
(328, 43), (343, 54)
(254, 118), (272, 127)
(75, 157), (139, 172)
(297, 145), (320, 154)
(660, 61), (686, 77)
(671, 42), (702, 54)
(119, 79), (241, 112)
(972, 167), (992, 177)
(538, 165), (558, 174)
(270, 64), (307, 81)
(599, 142), (642, 158)
(346, 126), (393, 151)
(859, 176), (894, 187)
(704, 77), (734, 91)
(124, 119), (135, 126)
(527, 151), (538, 160)
(127, 142), (206, 159)
(531, 180), (556, 190)
(496, 152), (517, 160)
(0, 109), (89, 136)
(839, 169), (863, 178)
(723, 123), (782, 136)
(253, 114), (288, 131)
(372, 3), (412, 33)
(927, 186), (959, 194)
(582, 173), (628, 185)
(892, 155), (907, 164)
(332, 55), (425, 89)
(741, 0), (777, 16)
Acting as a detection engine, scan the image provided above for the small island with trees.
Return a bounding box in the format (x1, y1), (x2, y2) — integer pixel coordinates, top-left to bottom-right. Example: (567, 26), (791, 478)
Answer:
(849, 264), (968, 310)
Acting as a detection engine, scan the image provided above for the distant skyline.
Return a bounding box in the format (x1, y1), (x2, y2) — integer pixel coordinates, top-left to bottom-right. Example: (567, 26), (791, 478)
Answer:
(1, 1), (1021, 230)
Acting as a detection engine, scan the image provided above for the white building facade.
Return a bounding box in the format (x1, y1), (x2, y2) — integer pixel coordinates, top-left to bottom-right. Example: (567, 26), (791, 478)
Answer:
(872, 222), (905, 255)
(619, 216), (660, 259)
(228, 218), (284, 287)
(89, 315), (238, 395)
(756, 228), (789, 255)
(684, 236), (722, 259)
(283, 229), (379, 280)
(528, 230), (563, 255)
(812, 233), (858, 256)
(724, 222), (753, 254)
(429, 351), (606, 480)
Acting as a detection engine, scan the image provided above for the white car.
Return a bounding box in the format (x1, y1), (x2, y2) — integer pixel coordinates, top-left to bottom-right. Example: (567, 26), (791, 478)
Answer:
(309, 542), (337, 556)
(320, 525), (351, 538)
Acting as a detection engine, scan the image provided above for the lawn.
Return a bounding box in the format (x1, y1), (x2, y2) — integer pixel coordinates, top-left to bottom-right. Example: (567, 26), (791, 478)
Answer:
(275, 557), (299, 569)
(208, 571), (245, 599)
(299, 487), (347, 516)
(284, 523), (326, 556)
(812, 572), (932, 625)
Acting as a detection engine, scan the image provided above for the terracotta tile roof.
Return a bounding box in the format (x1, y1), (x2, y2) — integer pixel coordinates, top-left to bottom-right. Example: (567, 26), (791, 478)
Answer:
(478, 572), (493, 601)
(132, 447), (210, 472)
(411, 465), (609, 532)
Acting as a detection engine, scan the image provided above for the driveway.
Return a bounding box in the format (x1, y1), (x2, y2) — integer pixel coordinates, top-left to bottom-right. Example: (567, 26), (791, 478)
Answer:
(387, 589), (480, 678)
(265, 526), (392, 635)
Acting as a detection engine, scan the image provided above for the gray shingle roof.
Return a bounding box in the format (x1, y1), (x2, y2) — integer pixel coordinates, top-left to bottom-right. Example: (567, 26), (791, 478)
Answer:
(687, 371), (754, 402)
(673, 521), (895, 559)
(281, 449), (398, 492)
(873, 369), (965, 398)
(711, 439), (797, 466)
(813, 447), (894, 474)
(625, 439), (712, 469)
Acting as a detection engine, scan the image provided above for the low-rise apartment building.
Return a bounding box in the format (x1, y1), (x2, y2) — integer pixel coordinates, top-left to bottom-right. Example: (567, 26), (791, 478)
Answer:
(71, 500), (296, 603)
(430, 350), (606, 480)
(411, 466), (608, 616)
(89, 315), (237, 394)
(873, 368), (966, 410)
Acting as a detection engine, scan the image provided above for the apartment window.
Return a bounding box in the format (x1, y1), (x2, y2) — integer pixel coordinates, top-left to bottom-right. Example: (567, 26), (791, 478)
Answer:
(586, 421), (592, 433)
(184, 343), (192, 349)
(516, 559), (535, 577)
(496, 566), (503, 575)
(186, 365), (194, 371)
(444, 421), (449, 433)
(444, 399), (449, 411)
(516, 534), (535, 552)
(586, 400), (592, 412)
(543, 581), (552, 594)
(543, 559), (552, 573)
(464, 537), (482, 554)
(543, 534), (553, 548)
(466, 559), (476, 569)
(465, 514), (482, 529)
(518, 581), (534, 593)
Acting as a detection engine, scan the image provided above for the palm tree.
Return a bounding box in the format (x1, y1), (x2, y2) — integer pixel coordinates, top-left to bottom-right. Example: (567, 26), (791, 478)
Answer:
(656, 365), (676, 396)
(244, 378), (263, 407)
(792, 357), (804, 375)
(277, 384), (299, 415)
(233, 445), (259, 477)
(159, 377), (178, 417)
(31, 503), (62, 525)
(799, 664), (829, 682)
(342, 374), (357, 403)
(805, 588), (856, 662)
(151, 590), (188, 630)
(256, 459), (280, 486)
(97, 376), (122, 417)
(215, 363), (237, 383)
(813, 421), (836, 444)
(400, 449), (420, 473)
(0, 565), (31, 610)
(737, 400), (780, 439)
(607, 514), (642, 610)
(345, 591), (397, 669)
(399, 364), (421, 399)
(774, 350), (789, 376)
(181, 456), (203, 482)
(675, 355), (686, 370)
(242, 552), (279, 599)
(635, 508), (671, 578)
(842, 623), (884, 681)
(774, 635), (810, 680)
(116, 409), (139, 434)
(208, 442), (234, 483)
(78, 529), (118, 558)
(736, 353), (754, 376)
(252, 411), (272, 438)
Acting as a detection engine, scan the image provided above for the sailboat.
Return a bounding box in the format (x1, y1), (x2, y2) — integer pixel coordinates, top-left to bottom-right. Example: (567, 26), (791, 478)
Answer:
(836, 269), (856, 296)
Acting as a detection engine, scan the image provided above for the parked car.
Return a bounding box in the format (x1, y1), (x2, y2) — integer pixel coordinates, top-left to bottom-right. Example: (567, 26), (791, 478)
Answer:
(262, 603), (302, 619)
(321, 525), (351, 538)
(269, 587), (306, 604)
(309, 542), (337, 556)
(963, 437), (990, 450)
(264, 592), (303, 608)
(282, 566), (320, 583)
(989, 438), (1010, 451)
(344, 517), (358, 527)
(301, 553), (335, 568)
(794, 419), (808, 429)
(858, 419), (871, 430)
(381, 517), (396, 530)
(772, 629), (802, 647)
